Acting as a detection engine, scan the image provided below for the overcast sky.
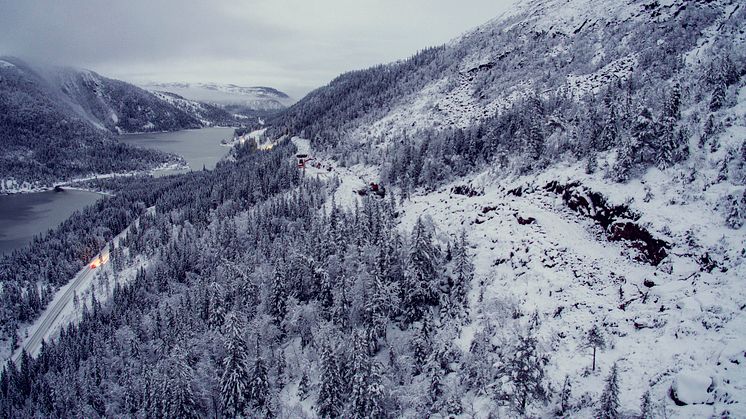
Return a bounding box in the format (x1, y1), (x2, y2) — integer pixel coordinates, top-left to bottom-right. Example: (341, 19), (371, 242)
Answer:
(0, 0), (516, 98)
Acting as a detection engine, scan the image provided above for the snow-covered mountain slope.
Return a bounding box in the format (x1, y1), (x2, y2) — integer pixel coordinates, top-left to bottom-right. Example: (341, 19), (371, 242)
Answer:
(265, 113), (746, 416)
(0, 57), (180, 188)
(257, 0), (746, 416)
(396, 153), (745, 417)
(269, 0), (744, 149)
(49, 67), (215, 133)
(144, 82), (293, 111)
(151, 91), (236, 127)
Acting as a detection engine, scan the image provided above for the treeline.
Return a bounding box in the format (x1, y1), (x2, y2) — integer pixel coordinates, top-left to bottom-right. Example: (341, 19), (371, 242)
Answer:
(0, 139), (301, 351)
(0, 60), (180, 188)
(263, 1), (745, 193)
(0, 150), (485, 416)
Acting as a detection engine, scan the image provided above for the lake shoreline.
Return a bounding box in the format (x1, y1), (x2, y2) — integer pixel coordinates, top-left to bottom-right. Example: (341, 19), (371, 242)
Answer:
(0, 161), (188, 196)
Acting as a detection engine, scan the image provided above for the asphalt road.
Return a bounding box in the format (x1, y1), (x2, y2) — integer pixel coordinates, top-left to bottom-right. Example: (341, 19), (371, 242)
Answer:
(12, 207), (153, 363)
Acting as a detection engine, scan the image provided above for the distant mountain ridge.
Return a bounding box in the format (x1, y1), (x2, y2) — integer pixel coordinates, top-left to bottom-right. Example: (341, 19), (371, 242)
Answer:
(143, 82), (293, 112)
(0, 57), (239, 190)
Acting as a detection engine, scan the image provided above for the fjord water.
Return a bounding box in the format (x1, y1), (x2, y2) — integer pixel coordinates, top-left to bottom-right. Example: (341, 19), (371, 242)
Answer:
(119, 126), (234, 175)
(0, 189), (102, 255)
(0, 128), (234, 255)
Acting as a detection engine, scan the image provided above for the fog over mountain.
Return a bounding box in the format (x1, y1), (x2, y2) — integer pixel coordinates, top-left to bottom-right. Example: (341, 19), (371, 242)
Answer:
(0, 0), (744, 418)
(0, 0), (516, 97)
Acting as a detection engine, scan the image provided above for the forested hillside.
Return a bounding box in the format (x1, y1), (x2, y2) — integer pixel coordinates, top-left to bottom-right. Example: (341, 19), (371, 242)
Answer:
(0, 57), (240, 190)
(0, 58), (180, 191)
(1, 0), (745, 417)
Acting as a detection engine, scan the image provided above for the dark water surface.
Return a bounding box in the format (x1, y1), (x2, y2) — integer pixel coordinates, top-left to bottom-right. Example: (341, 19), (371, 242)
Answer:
(119, 127), (234, 175)
(0, 189), (102, 255)
(0, 128), (234, 255)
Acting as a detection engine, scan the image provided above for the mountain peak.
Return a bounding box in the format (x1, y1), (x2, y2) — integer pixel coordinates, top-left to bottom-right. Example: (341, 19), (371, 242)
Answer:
(142, 82), (293, 111)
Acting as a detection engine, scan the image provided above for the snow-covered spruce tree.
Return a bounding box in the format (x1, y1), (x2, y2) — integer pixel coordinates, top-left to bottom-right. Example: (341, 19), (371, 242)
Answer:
(583, 324), (607, 371)
(597, 363), (621, 419)
(585, 153), (598, 174)
(167, 353), (200, 419)
(502, 330), (548, 416)
(220, 313), (251, 417)
(269, 264), (288, 328)
(402, 217), (440, 324)
(726, 192), (744, 229)
(462, 323), (496, 394)
(350, 332), (371, 418)
(348, 331), (386, 418)
(640, 389), (653, 419)
(298, 370), (310, 401)
(633, 107), (658, 163)
(317, 343), (343, 418)
(700, 114), (715, 148)
(247, 338), (270, 411)
(656, 125), (676, 170)
(710, 81), (726, 112)
(365, 259), (393, 351)
(556, 375), (572, 416)
(426, 354), (445, 412)
(614, 137), (635, 183)
(206, 281), (225, 330)
(447, 229), (473, 322)
(412, 317), (432, 375)
(366, 362), (386, 418)
(599, 100), (619, 151)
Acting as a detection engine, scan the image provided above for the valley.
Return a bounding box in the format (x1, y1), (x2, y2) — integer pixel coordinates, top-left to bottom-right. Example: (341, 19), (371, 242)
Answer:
(0, 0), (744, 418)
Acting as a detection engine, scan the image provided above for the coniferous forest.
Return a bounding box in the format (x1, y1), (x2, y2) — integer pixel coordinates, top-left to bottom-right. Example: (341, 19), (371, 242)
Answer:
(1, 0), (746, 417)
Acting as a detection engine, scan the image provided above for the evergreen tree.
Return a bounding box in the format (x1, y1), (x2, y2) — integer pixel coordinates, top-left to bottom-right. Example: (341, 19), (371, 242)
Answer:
(710, 82), (725, 111)
(412, 318), (432, 375)
(332, 273), (351, 332)
(504, 331), (548, 415)
(557, 375), (572, 416)
(247, 339), (270, 410)
(427, 356), (444, 411)
(317, 344), (342, 418)
(600, 102), (618, 150)
(597, 363), (621, 419)
(701, 114), (716, 148)
(169, 357), (200, 419)
(207, 282), (225, 330)
(402, 217), (439, 323)
(269, 265), (288, 327)
(298, 370), (310, 401)
(585, 153), (598, 174)
(449, 229), (473, 321)
(463, 324), (496, 394)
(632, 107), (657, 163)
(640, 389), (653, 419)
(615, 136), (635, 182)
(220, 313), (251, 417)
(584, 325), (607, 371)
(348, 332), (385, 418)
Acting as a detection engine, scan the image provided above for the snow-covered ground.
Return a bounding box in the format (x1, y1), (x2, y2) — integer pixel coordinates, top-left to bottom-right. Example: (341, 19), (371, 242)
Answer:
(5, 208), (155, 364)
(0, 161), (186, 195)
(303, 107), (746, 417)
(388, 157), (745, 417)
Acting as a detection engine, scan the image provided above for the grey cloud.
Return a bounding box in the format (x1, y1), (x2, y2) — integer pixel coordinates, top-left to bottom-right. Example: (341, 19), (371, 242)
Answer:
(0, 0), (516, 97)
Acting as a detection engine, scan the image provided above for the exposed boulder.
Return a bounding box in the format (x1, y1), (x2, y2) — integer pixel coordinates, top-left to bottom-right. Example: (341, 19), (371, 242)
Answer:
(545, 181), (670, 265)
(451, 184), (484, 197)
